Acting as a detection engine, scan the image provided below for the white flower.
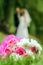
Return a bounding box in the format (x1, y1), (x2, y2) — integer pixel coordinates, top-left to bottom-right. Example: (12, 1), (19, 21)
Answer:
(30, 39), (42, 52)
(17, 38), (30, 47)
(17, 38), (42, 55)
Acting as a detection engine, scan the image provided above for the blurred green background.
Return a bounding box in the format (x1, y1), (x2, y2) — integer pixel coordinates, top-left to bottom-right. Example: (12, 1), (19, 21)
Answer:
(0, 0), (43, 43)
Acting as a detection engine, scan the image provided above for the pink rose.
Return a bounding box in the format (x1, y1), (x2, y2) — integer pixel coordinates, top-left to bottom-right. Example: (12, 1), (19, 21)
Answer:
(15, 47), (26, 55)
(5, 48), (11, 56)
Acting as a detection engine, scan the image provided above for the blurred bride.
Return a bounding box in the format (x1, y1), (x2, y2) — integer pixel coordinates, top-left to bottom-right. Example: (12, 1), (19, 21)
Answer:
(16, 8), (31, 38)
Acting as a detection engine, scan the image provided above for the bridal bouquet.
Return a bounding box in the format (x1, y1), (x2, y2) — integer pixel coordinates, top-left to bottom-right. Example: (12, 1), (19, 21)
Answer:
(0, 35), (42, 60)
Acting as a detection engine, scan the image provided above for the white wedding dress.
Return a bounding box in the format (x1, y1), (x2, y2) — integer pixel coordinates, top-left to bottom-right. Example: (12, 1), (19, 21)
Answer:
(16, 9), (31, 38)
(16, 16), (29, 38)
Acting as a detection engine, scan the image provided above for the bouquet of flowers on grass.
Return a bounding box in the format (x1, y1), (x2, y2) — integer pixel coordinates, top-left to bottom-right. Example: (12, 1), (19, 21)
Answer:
(0, 35), (42, 60)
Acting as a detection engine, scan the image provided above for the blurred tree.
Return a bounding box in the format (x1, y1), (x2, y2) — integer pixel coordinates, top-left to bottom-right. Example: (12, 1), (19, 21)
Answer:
(0, 0), (11, 33)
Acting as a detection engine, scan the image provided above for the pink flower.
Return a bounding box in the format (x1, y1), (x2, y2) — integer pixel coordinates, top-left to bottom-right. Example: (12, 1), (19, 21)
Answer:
(0, 46), (9, 56)
(0, 42), (8, 56)
(0, 46), (6, 56)
(15, 47), (26, 55)
(5, 47), (11, 56)
(4, 34), (21, 43)
(30, 47), (38, 54)
(30, 47), (35, 52)
(2, 35), (21, 47)
(0, 35), (21, 53)
(0, 35), (21, 57)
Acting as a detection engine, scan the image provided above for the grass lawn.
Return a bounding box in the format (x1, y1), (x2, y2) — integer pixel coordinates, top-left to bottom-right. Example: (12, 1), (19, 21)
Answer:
(0, 52), (43, 65)
(0, 32), (7, 44)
